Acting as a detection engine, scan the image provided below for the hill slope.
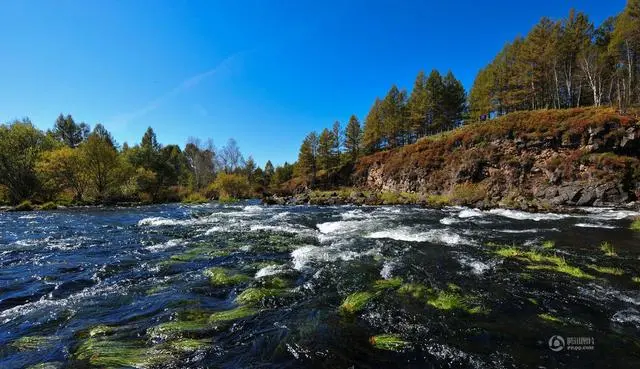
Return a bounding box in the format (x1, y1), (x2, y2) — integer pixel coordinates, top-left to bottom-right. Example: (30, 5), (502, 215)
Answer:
(351, 108), (640, 209)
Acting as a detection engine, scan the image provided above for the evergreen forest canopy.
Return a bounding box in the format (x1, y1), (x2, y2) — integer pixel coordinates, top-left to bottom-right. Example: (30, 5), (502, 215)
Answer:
(2, 2), (640, 205)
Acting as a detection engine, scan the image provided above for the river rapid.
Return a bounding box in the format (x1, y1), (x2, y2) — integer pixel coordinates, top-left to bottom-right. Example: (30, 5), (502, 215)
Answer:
(1, 202), (639, 368)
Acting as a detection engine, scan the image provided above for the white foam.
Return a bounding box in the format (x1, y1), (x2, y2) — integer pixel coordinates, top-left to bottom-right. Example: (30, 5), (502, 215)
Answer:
(579, 207), (640, 220)
(145, 238), (183, 252)
(458, 209), (484, 218)
(575, 223), (618, 229)
(138, 217), (184, 227)
(456, 254), (493, 275)
(380, 261), (395, 279)
(612, 309), (640, 327)
(255, 264), (286, 278)
(366, 228), (467, 245)
(487, 209), (570, 221)
(440, 217), (458, 225)
(341, 209), (367, 220)
(290, 245), (377, 271)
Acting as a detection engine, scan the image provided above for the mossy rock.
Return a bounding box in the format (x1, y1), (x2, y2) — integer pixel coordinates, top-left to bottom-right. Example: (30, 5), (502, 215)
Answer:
(208, 306), (258, 324)
(235, 287), (284, 306)
(74, 338), (170, 368)
(10, 335), (55, 351)
(147, 319), (210, 340)
(167, 338), (212, 352)
(203, 267), (251, 287)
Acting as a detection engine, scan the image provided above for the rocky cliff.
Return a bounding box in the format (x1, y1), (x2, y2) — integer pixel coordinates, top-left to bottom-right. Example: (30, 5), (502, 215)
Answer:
(352, 108), (640, 210)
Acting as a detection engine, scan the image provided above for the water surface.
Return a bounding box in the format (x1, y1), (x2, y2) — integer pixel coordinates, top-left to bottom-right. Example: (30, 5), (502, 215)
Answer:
(1, 203), (639, 368)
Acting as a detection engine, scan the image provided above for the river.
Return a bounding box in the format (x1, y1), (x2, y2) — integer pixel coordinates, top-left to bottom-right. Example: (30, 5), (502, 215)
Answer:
(1, 202), (639, 368)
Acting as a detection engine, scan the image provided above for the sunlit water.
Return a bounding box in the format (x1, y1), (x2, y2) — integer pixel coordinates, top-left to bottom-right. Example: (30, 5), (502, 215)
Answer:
(1, 202), (639, 368)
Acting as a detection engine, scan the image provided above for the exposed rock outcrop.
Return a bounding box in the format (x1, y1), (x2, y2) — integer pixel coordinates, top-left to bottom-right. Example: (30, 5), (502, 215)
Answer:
(351, 108), (640, 210)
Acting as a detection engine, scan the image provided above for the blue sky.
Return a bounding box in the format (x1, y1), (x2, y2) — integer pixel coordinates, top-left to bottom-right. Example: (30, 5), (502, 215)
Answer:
(0, 0), (625, 167)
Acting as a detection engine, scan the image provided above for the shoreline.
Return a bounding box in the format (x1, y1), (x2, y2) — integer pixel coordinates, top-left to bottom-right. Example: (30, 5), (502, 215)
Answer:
(2, 192), (639, 216)
(261, 189), (640, 215)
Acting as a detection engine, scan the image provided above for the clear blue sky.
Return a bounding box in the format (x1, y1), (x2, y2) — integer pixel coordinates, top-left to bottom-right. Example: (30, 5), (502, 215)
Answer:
(0, 0), (625, 167)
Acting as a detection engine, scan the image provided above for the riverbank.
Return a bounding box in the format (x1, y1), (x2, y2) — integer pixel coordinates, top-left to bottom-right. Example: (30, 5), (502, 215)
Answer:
(262, 188), (640, 214)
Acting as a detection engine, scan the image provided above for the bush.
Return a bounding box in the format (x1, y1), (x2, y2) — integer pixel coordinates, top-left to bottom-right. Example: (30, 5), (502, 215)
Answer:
(14, 200), (34, 211)
(630, 217), (640, 232)
(181, 193), (208, 204)
(39, 202), (58, 210)
(451, 182), (487, 204)
(211, 173), (251, 199)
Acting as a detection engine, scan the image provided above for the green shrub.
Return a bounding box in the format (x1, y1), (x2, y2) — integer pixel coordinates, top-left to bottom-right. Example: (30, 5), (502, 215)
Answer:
(211, 173), (251, 199)
(181, 193), (208, 204)
(631, 218), (640, 232)
(14, 200), (34, 211)
(39, 202), (58, 210)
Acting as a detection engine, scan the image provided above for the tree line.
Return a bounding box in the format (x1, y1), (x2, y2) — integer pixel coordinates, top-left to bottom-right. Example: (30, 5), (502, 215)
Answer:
(0, 114), (292, 205)
(296, 69), (466, 185)
(469, 2), (640, 119)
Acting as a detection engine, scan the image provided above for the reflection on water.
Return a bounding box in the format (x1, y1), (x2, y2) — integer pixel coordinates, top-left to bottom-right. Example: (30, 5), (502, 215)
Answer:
(1, 202), (639, 368)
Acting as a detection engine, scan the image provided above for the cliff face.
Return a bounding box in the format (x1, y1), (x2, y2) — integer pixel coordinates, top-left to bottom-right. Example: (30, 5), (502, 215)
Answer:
(353, 108), (640, 209)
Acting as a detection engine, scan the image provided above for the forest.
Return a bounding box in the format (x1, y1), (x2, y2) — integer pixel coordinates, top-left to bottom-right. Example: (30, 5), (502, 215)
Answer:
(2, 2), (640, 206)
(0, 114), (293, 207)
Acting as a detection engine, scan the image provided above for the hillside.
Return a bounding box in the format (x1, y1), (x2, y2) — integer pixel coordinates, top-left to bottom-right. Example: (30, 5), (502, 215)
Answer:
(350, 108), (639, 209)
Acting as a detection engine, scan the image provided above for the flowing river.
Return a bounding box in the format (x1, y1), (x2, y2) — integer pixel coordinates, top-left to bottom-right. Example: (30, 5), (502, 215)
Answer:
(1, 202), (639, 368)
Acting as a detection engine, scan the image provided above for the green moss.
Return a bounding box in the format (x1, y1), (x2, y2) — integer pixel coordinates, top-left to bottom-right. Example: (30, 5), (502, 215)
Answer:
(632, 276), (640, 283)
(397, 283), (432, 300)
(208, 306), (257, 323)
(587, 264), (624, 275)
(170, 246), (230, 262)
(538, 313), (563, 324)
(600, 241), (617, 257)
(218, 195), (239, 203)
(39, 202), (58, 210)
(527, 264), (594, 280)
(147, 319), (209, 340)
(527, 297), (538, 305)
(447, 283), (461, 292)
(88, 325), (116, 337)
(427, 291), (466, 311)
(10, 335), (55, 351)
(203, 267), (250, 287)
(235, 288), (282, 306)
(495, 247), (521, 258)
(168, 338), (212, 352)
(372, 277), (403, 291)
(631, 218), (640, 232)
(74, 338), (169, 368)
(542, 240), (555, 249)
(146, 284), (171, 295)
(369, 334), (410, 351)
(339, 291), (375, 314)
(261, 276), (290, 289)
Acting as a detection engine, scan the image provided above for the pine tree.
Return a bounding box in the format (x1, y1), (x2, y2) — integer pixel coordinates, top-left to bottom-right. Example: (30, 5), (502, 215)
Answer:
(344, 115), (361, 162)
(442, 71), (466, 129)
(317, 128), (337, 171)
(53, 114), (89, 148)
(362, 98), (384, 153)
(407, 71), (428, 141)
(381, 85), (407, 148)
(264, 160), (275, 185)
(424, 70), (445, 133)
(297, 132), (319, 185)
